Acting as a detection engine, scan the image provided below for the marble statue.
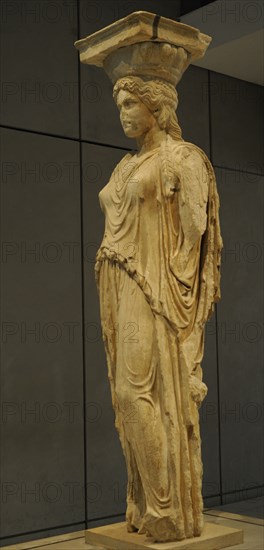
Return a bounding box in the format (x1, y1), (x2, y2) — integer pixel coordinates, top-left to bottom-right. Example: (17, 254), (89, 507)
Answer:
(75, 12), (223, 544)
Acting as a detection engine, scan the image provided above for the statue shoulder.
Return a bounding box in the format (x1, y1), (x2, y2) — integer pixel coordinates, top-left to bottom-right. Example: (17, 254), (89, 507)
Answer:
(168, 137), (209, 168)
(160, 137), (210, 199)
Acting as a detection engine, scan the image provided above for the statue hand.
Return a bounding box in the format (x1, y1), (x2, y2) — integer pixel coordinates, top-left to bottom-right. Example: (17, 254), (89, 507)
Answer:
(189, 375), (208, 406)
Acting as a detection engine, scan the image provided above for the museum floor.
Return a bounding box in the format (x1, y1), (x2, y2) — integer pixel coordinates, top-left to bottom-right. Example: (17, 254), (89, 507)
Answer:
(3, 497), (263, 550)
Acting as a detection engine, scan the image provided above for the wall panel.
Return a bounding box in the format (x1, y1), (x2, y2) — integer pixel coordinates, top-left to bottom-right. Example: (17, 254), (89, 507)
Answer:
(0, 128), (85, 537)
(210, 73), (264, 174)
(216, 166), (264, 496)
(177, 66), (210, 155)
(0, 0), (79, 138)
(200, 314), (221, 499)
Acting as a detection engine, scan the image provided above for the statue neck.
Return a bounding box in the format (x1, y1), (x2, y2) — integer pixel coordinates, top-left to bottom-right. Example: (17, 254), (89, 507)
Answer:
(136, 127), (167, 157)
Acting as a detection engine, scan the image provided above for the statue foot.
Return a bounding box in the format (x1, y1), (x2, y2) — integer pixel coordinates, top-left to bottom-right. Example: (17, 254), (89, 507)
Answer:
(127, 520), (147, 534)
(126, 502), (144, 533)
(138, 522), (146, 535)
(193, 517), (204, 537)
(127, 523), (138, 533)
(143, 513), (185, 542)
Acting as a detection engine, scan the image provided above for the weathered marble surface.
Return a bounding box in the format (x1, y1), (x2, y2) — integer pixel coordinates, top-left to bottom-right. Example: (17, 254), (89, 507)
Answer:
(75, 11), (224, 545)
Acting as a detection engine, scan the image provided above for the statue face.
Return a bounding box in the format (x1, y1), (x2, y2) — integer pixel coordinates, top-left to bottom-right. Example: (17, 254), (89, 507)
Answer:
(116, 90), (157, 138)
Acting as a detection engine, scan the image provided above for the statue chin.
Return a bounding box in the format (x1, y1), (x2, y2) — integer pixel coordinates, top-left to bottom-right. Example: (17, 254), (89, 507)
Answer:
(122, 126), (137, 138)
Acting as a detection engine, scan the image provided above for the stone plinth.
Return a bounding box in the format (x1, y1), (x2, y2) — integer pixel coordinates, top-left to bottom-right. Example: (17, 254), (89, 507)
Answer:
(85, 521), (243, 549)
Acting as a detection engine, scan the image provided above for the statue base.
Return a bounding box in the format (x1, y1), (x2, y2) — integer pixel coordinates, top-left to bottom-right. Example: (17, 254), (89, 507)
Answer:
(85, 521), (243, 549)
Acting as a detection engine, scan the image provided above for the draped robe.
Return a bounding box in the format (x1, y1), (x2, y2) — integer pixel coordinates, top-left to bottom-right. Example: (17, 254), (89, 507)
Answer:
(95, 136), (222, 542)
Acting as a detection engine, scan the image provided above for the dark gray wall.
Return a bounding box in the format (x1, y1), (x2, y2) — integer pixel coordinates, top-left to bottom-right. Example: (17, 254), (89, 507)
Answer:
(0, 0), (263, 546)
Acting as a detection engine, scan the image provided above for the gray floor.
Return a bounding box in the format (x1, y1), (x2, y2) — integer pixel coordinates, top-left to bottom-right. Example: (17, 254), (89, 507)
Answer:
(209, 496), (264, 520)
(2, 497), (264, 549)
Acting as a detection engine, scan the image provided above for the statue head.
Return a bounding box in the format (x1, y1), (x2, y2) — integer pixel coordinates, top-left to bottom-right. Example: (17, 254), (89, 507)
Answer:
(113, 76), (183, 141)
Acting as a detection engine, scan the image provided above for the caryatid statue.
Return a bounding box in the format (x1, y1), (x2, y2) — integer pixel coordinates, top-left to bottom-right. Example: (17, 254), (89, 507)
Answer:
(75, 12), (222, 544)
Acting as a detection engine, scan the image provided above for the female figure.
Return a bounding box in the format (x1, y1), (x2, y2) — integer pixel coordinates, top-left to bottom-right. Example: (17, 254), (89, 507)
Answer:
(95, 75), (222, 542)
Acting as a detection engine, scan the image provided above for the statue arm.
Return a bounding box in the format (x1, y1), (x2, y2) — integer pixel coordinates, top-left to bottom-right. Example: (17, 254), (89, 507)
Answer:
(175, 147), (210, 408)
(177, 147), (209, 248)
